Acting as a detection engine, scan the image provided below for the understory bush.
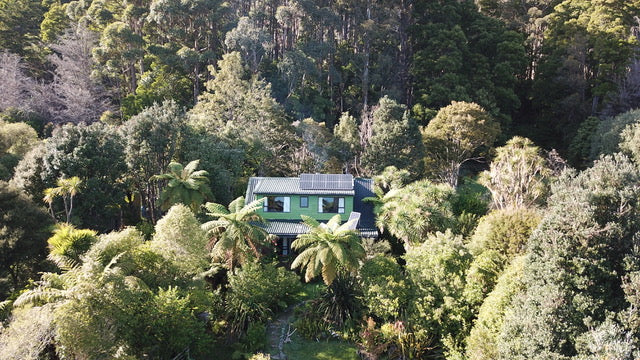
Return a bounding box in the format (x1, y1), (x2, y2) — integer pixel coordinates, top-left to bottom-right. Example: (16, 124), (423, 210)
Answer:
(226, 262), (301, 335)
(293, 302), (332, 340)
(232, 322), (267, 359)
(360, 255), (410, 321)
(293, 275), (364, 341)
(315, 275), (364, 331)
(358, 317), (436, 360)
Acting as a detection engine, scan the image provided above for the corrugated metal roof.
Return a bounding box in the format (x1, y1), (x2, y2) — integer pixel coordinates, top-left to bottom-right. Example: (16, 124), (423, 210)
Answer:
(357, 228), (379, 238)
(245, 177), (260, 203)
(354, 178), (376, 228)
(255, 220), (379, 238)
(252, 177), (355, 196)
(258, 221), (310, 236)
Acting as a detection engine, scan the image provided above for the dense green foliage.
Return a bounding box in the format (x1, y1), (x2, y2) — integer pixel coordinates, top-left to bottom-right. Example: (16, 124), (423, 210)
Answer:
(226, 261), (301, 336)
(151, 159), (213, 212)
(405, 230), (473, 358)
(464, 208), (540, 309)
(374, 179), (456, 247)
(1, 229), (213, 359)
(150, 204), (209, 274)
(2, 0), (637, 156)
(497, 154), (640, 358)
(120, 100), (186, 222)
(0, 181), (53, 298)
(0, 120), (38, 180)
(423, 101), (501, 187)
(465, 256), (526, 360)
(13, 122), (127, 231)
(411, 0), (526, 126)
(360, 255), (410, 321)
(3, 0), (640, 358)
(46, 224), (97, 270)
(361, 97), (424, 177)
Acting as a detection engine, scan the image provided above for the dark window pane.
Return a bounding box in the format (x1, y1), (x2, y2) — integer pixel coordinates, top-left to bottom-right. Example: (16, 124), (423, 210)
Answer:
(266, 196), (285, 212)
(322, 197), (338, 213)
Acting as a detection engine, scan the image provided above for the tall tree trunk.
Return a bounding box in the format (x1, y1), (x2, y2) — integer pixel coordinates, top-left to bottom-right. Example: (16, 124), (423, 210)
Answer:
(193, 64), (200, 104)
(62, 196), (69, 223)
(128, 62), (137, 93)
(362, 0), (371, 111)
(68, 195), (74, 224)
(399, 0), (413, 105)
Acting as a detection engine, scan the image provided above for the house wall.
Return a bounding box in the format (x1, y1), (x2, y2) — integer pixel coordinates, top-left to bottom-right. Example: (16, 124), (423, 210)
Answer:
(255, 194), (353, 222)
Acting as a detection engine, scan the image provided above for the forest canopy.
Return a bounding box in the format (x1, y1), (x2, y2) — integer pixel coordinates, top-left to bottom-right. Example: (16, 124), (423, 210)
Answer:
(2, 0), (640, 359)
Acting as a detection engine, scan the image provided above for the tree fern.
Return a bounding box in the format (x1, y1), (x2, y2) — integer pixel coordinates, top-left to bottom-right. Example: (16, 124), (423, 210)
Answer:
(291, 214), (364, 286)
(202, 196), (273, 271)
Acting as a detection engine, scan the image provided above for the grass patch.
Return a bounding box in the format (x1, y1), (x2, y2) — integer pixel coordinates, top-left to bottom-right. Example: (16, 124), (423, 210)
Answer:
(283, 333), (359, 360)
(200, 341), (236, 359)
(295, 281), (326, 302)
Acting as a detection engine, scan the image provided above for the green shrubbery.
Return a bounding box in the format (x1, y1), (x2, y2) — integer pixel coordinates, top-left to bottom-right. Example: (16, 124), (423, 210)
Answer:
(360, 255), (410, 321)
(233, 322), (268, 359)
(463, 208), (540, 308)
(226, 262), (301, 335)
(293, 302), (333, 340)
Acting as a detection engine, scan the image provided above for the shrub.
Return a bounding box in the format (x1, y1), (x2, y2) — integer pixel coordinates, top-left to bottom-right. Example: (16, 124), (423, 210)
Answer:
(293, 302), (332, 340)
(0, 305), (56, 360)
(496, 154), (640, 358)
(590, 109), (640, 159)
(315, 275), (364, 330)
(144, 287), (211, 357)
(85, 227), (145, 267)
(451, 179), (490, 217)
(233, 322), (267, 359)
(151, 204), (209, 274)
(404, 230), (471, 356)
(379, 321), (435, 360)
(129, 243), (193, 290)
(465, 256), (526, 360)
(226, 262), (301, 335)
(464, 208), (539, 309)
(360, 255), (410, 321)
(358, 317), (390, 359)
(468, 208), (540, 259)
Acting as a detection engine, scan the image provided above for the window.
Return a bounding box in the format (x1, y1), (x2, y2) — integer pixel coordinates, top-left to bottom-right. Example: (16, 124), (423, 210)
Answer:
(264, 196), (290, 212)
(318, 197), (345, 213)
(300, 196), (309, 208)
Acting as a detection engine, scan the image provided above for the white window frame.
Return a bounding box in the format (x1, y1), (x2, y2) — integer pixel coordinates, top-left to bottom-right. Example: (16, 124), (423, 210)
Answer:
(318, 197), (345, 213)
(263, 196), (290, 212)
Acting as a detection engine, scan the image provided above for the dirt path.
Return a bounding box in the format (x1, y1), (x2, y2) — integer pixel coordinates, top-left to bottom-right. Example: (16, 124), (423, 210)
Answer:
(267, 304), (297, 360)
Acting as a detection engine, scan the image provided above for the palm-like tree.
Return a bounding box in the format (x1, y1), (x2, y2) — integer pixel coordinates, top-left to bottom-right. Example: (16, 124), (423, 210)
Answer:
(201, 196), (274, 271)
(151, 159), (213, 213)
(291, 214), (365, 286)
(367, 180), (455, 249)
(47, 224), (98, 270)
(373, 187), (426, 246)
(43, 176), (82, 223)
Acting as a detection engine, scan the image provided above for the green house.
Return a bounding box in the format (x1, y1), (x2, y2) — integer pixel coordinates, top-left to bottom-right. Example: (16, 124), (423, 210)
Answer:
(245, 174), (378, 255)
